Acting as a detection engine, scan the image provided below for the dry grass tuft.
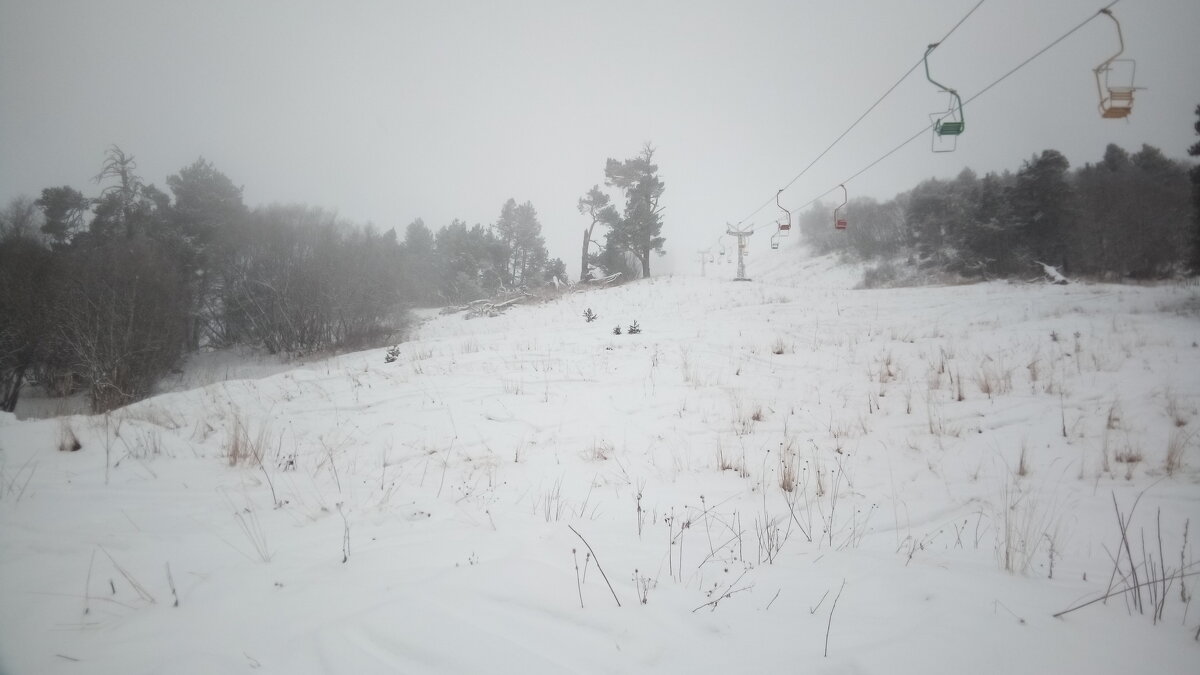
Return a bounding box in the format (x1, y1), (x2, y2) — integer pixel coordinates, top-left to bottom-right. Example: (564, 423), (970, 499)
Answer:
(1114, 444), (1143, 464)
(227, 414), (269, 467)
(1166, 427), (1195, 477)
(587, 440), (613, 461)
(778, 448), (798, 493)
(974, 360), (1013, 398)
(1165, 391), (1192, 428)
(998, 480), (1061, 575)
(716, 444), (746, 476)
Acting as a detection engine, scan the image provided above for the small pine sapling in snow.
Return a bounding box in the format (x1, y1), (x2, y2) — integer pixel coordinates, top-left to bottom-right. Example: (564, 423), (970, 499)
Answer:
(583, 308), (598, 323)
(627, 321), (641, 335)
(384, 345), (401, 363)
(613, 325), (622, 335)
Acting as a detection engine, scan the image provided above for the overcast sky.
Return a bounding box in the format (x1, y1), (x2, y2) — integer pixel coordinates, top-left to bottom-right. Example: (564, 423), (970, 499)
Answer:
(3, 0), (1198, 276)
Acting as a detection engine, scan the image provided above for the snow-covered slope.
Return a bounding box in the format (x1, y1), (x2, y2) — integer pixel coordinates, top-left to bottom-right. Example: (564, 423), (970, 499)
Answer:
(742, 243), (867, 289)
(2, 268), (1199, 674)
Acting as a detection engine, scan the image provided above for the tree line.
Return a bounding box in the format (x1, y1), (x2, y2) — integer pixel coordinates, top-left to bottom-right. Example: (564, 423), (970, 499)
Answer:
(798, 136), (1199, 284)
(0, 147), (575, 414)
(396, 198), (565, 306)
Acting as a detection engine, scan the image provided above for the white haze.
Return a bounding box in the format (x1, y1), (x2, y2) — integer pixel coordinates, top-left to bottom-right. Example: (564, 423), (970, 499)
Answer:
(1, 0), (1198, 275)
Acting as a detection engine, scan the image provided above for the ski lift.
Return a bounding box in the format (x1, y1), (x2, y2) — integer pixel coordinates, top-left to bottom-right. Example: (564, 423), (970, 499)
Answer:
(1094, 9), (1137, 120)
(923, 43), (964, 152)
(770, 229), (780, 250)
(834, 184), (848, 230)
(776, 189), (792, 235)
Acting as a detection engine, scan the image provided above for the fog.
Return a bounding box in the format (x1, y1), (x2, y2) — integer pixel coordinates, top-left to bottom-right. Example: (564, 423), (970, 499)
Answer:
(2, 0), (1198, 275)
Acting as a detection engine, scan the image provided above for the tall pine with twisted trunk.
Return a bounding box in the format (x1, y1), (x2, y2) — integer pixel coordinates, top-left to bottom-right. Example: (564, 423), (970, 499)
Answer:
(604, 143), (666, 278)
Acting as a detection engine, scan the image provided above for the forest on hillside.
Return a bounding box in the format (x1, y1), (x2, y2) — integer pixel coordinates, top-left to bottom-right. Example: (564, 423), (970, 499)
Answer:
(0, 148), (567, 414)
(0, 144), (676, 414)
(799, 138), (1200, 286)
(2, 113), (1198, 414)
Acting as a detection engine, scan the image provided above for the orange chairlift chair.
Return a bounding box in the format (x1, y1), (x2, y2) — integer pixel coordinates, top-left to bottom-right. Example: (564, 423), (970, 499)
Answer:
(776, 189), (792, 236)
(1094, 9), (1138, 120)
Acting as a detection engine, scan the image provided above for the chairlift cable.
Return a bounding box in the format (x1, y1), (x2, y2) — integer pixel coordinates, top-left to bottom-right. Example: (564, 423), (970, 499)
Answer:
(782, 0), (1124, 217)
(734, 0), (989, 226)
(962, 0), (1121, 109)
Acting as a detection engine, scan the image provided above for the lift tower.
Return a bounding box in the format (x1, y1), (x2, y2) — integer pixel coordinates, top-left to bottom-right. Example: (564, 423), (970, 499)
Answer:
(725, 223), (754, 281)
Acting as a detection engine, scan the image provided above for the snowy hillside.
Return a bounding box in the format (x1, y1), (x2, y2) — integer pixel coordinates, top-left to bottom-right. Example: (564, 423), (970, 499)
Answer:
(2, 265), (1199, 674)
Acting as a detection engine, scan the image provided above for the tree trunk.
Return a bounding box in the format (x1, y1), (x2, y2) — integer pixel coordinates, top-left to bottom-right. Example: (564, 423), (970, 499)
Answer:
(0, 364), (27, 413)
(580, 227), (593, 281)
(640, 249), (651, 277)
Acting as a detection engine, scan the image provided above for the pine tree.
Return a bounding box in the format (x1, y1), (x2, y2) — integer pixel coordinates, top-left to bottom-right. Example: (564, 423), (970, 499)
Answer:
(543, 258), (567, 285)
(577, 186), (619, 281)
(604, 143), (666, 277)
(35, 186), (91, 246)
(167, 157), (246, 249)
(1010, 150), (1076, 274)
(494, 199), (548, 287)
(963, 172), (1017, 276)
(166, 158), (247, 350)
(401, 219), (440, 305)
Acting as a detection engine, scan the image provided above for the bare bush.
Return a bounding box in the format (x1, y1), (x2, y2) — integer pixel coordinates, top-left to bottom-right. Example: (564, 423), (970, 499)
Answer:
(54, 237), (188, 413)
(218, 206), (409, 356)
(0, 236), (55, 412)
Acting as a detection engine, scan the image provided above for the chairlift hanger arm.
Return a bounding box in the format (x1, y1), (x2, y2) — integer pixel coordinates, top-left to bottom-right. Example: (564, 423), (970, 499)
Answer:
(1097, 9), (1124, 65)
(923, 42), (965, 133)
(834, 184), (848, 230)
(775, 189), (791, 227)
(1093, 7), (1137, 119)
(923, 43), (952, 94)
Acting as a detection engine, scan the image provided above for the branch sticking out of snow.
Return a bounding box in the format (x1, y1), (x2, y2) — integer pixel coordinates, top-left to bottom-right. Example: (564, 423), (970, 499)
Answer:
(1034, 262), (1069, 285)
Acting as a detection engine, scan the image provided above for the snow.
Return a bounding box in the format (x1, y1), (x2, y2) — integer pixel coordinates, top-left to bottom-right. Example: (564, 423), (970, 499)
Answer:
(2, 251), (1199, 674)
